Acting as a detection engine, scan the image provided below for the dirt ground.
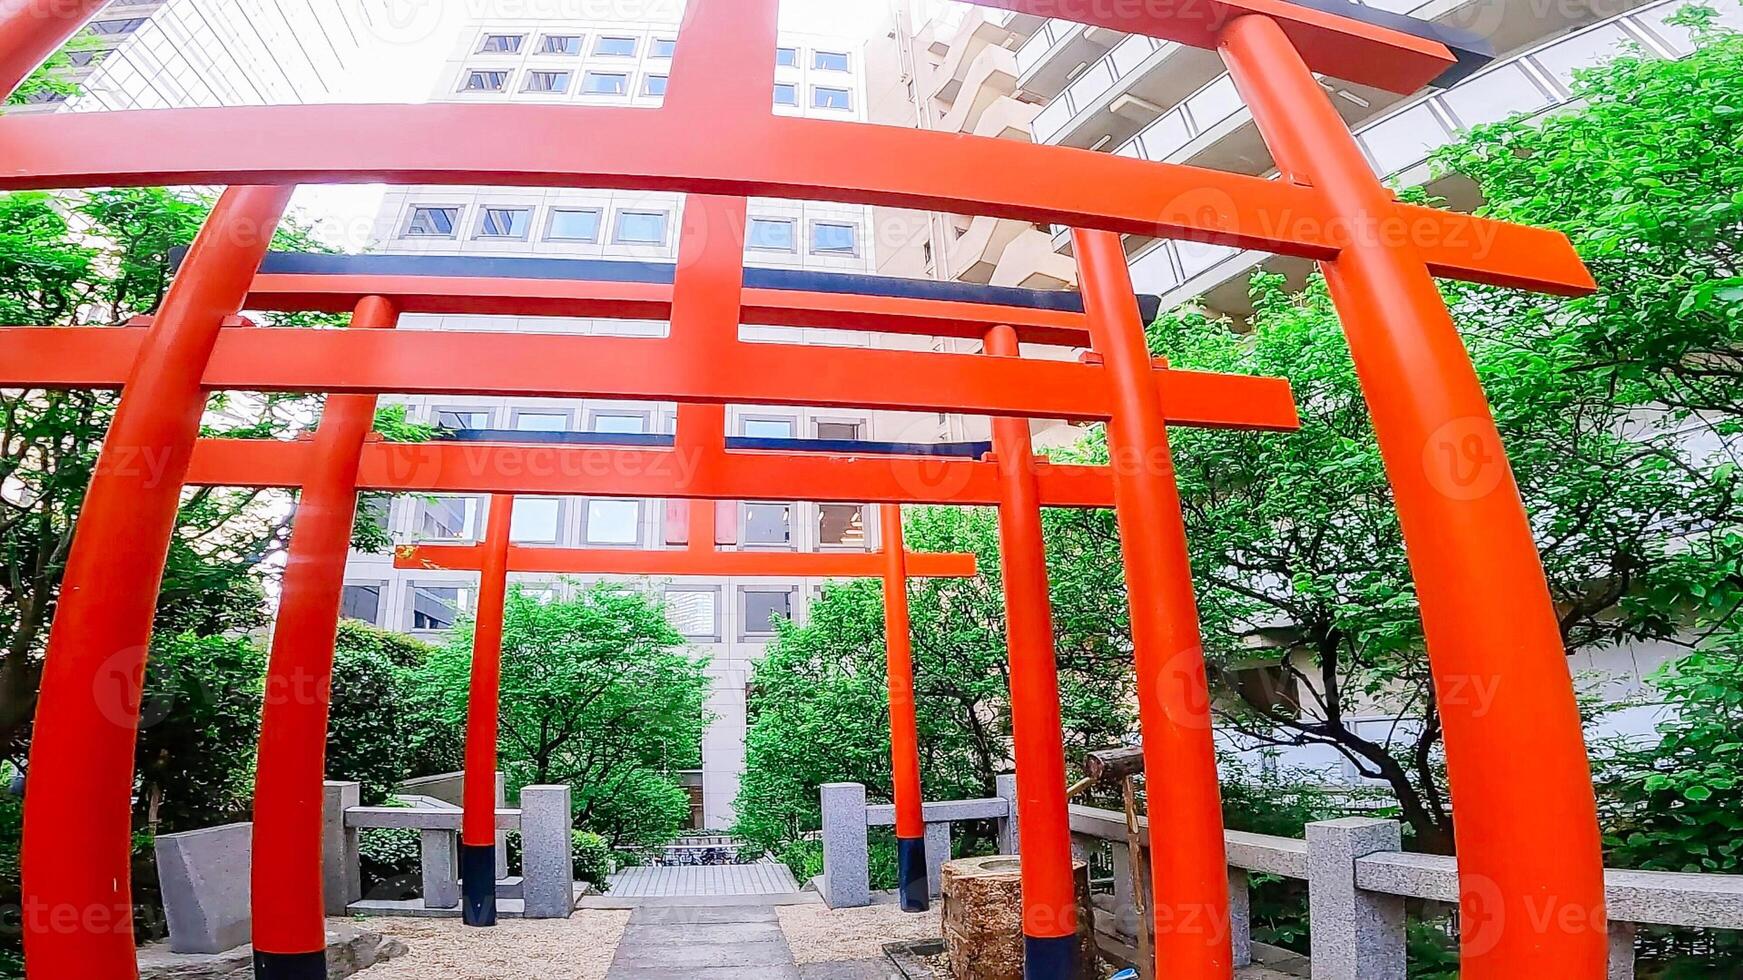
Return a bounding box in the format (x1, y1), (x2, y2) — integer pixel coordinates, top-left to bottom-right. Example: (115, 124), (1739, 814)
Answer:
(777, 901), (943, 964)
(353, 911), (633, 980)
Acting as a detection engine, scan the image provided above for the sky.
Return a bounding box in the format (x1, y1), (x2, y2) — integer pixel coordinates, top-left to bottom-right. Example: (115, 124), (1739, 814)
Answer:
(291, 0), (914, 244)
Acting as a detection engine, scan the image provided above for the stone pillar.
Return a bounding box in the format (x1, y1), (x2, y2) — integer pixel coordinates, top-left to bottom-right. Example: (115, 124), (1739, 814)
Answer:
(322, 781), (362, 915)
(924, 822), (951, 898)
(1110, 843), (1137, 939)
(820, 782), (870, 908)
(521, 785), (575, 919)
(994, 773), (1019, 855)
(1306, 818), (1406, 980)
(1608, 921), (1637, 980)
(420, 830), (459, 909)
(1229, 867), (1252, 968)
(494, 771), (510, 882)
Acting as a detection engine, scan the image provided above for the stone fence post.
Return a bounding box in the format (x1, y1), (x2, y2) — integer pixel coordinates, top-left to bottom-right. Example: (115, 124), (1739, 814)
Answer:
(1307, 817), (1406, 980)
(322, 780), (362, 914)
(995, 773), (1019, 854)
(521, 784), (574, 918)
(820, 782), (870, 908)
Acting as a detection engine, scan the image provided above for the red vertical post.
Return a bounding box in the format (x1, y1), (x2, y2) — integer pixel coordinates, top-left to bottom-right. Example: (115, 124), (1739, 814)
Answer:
(984, 325), (1078, 978)
(20, 185), (292, 979)
(251, 296), (399, 980)
(880, 503), (929, 912)
(0, 0), (110, 99)
(1072, 229), (1232, 979)
(461, 493), (515, 927)
(1216, 15), (1607, 975)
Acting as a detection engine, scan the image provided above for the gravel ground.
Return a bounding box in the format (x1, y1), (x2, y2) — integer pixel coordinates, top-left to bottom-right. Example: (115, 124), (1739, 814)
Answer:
(777, 902), (942, 964)
(352, 911), (632, 980)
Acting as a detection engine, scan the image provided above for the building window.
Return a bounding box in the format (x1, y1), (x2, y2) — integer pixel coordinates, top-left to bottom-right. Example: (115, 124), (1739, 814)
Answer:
(524, 70), (571, 93)
(546, 208), (602, 242)
(409, 585), (464, 631)
(740, 588), (795, 638)
(67, 49), (103, 66)
(589, 412), (648, 434)
(478, 33), (525, 53)
(816, 420), (864, 442)
(585, 499), (641, 545)
(814, 50), (850, 71)
(341, 584), (381, 624)
(810, 221), (859, 256)
(510, 497), (562, 544)
(88, 17), (147, 35)
(741, 417), (796, 440)
(539, 34), (581, 55)
(818, 504), (867, 548)
(419, 496), (480, 541)
(773, 82), (798, 106)
(742, 502), (793, 547)
(652, 38), (677, 58)
(475, 207), (532, 239)
(435, 408), (491, 429)
(747, 217), (797, 252)
(776, 47), (797, 67)
(612, 210), (668, 245)
(461, 70), (509, 92)
(813, 86), (852, 110)
(593, 35), (637, 56)
(581, 71), (629, 95)
(513, 411), (568, 432)
(664, 588), (720, 641)
(643, 74), (668, 96)
(403, 206), (460, 238)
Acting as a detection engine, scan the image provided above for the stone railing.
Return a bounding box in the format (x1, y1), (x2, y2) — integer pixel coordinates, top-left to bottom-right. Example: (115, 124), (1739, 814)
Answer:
(1068, 804), (1743, 980)
(321, 777), (575, 919)
(819, 775), (1018, 908)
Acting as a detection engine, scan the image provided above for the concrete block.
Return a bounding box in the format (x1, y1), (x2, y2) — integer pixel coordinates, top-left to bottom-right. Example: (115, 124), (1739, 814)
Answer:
(1229, 867), (1252, 968)
(1307, 818), (1405, 980)
(154, 822), (251, 955)
(137, 921), (406, 979)
(323, 781), (362, 915)
(521, 784), (575, 918)
(923, 822), (950, 898)
(420, 830), (459, 909)
(495, 771), (510, 881)
(995, 773), (1019, 854)
(1609, 920), (1636, 980)
(820, 782), (870, 908)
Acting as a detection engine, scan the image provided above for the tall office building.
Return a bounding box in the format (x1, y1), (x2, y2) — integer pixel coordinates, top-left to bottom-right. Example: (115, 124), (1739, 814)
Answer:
(336, 5), (952, 830)
(10, 0), (371, 113)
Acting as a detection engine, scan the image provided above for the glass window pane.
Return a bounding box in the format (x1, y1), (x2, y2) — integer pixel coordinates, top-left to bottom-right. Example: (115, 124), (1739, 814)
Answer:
(818, 504), (866, 547)
(581, 71), (628, 95)
(437, 409), (490, 429)
(462, 70), (508, 92)
(547, 208), (601, 242)
(511, 497), (561, 543)
(524, 70), (570, 93)
(814, 50), (849, 71)
(341, 584), (380, 624)
(643, 75), (668, 96)
(776, 47), (797, 67)
(747, 218), (797, 252)
(613, 211), (667, 244)
(420, 497), (478, 540)
(405, 207), (459, 237)
(586, 499), (641, 545)
(812, 86), (851, 110)
(652, 38), (677, 58)
(515, 412), (568, 432)
(743, 503), (792, 545)
(540, 34), (581, 55)
(410, 585), (462, 631)
(741, 589), (792, 636)
(476, 207), (531, 238)
(811, 222), (858, 255)
(665, 589), (718, 638)
(773, 82), (798, 106)
(816, 421), (862, 441)
(742, 418), (796, 439)
(594, 35), (637, 56)
(591, 413), (647, 434)
(479, 34), (523, 53)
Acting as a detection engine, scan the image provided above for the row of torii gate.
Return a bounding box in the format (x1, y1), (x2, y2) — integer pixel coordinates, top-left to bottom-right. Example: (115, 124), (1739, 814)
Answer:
(0, 0), (1613, 977)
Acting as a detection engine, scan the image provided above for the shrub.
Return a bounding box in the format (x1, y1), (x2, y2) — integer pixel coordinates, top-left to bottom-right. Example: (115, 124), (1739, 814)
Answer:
(572, 830), (611, 891)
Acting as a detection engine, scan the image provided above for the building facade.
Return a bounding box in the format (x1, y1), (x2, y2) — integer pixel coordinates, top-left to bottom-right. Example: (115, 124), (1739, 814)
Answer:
(336, 7), (960, 830)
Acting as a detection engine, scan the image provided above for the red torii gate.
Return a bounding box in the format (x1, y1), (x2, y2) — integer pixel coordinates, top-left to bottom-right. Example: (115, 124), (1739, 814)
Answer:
(0, 0), (1611, 977)
(393, 484), (979, 924)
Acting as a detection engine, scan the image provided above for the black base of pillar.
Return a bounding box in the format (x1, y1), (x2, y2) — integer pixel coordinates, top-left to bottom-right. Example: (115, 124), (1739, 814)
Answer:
(252, 950), (326, 980)
(895, 835), (929, 913)
(1023, 933), (1076, 980)
(461, 843), (498, 927)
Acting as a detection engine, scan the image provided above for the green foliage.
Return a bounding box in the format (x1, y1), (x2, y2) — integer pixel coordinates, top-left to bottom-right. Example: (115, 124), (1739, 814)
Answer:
(358, 827), (420, 898)
(416, 584), (710, 849)
(571, 830), (611, 890)
(135, 634), (264, 833)
(776, 838), (824, 885)
(7, 32), (104, 108)
(733, 505), (1136, 854)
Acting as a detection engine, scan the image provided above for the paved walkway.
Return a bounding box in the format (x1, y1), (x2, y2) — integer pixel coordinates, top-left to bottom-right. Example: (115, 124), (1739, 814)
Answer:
(606, 862), (801, 899)
(605, 905), (885, 980)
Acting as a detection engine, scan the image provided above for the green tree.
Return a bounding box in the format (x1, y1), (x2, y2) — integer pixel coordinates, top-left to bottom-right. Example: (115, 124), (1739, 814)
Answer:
(414, 584), (711, 848)
(134, 633), (264, 834)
